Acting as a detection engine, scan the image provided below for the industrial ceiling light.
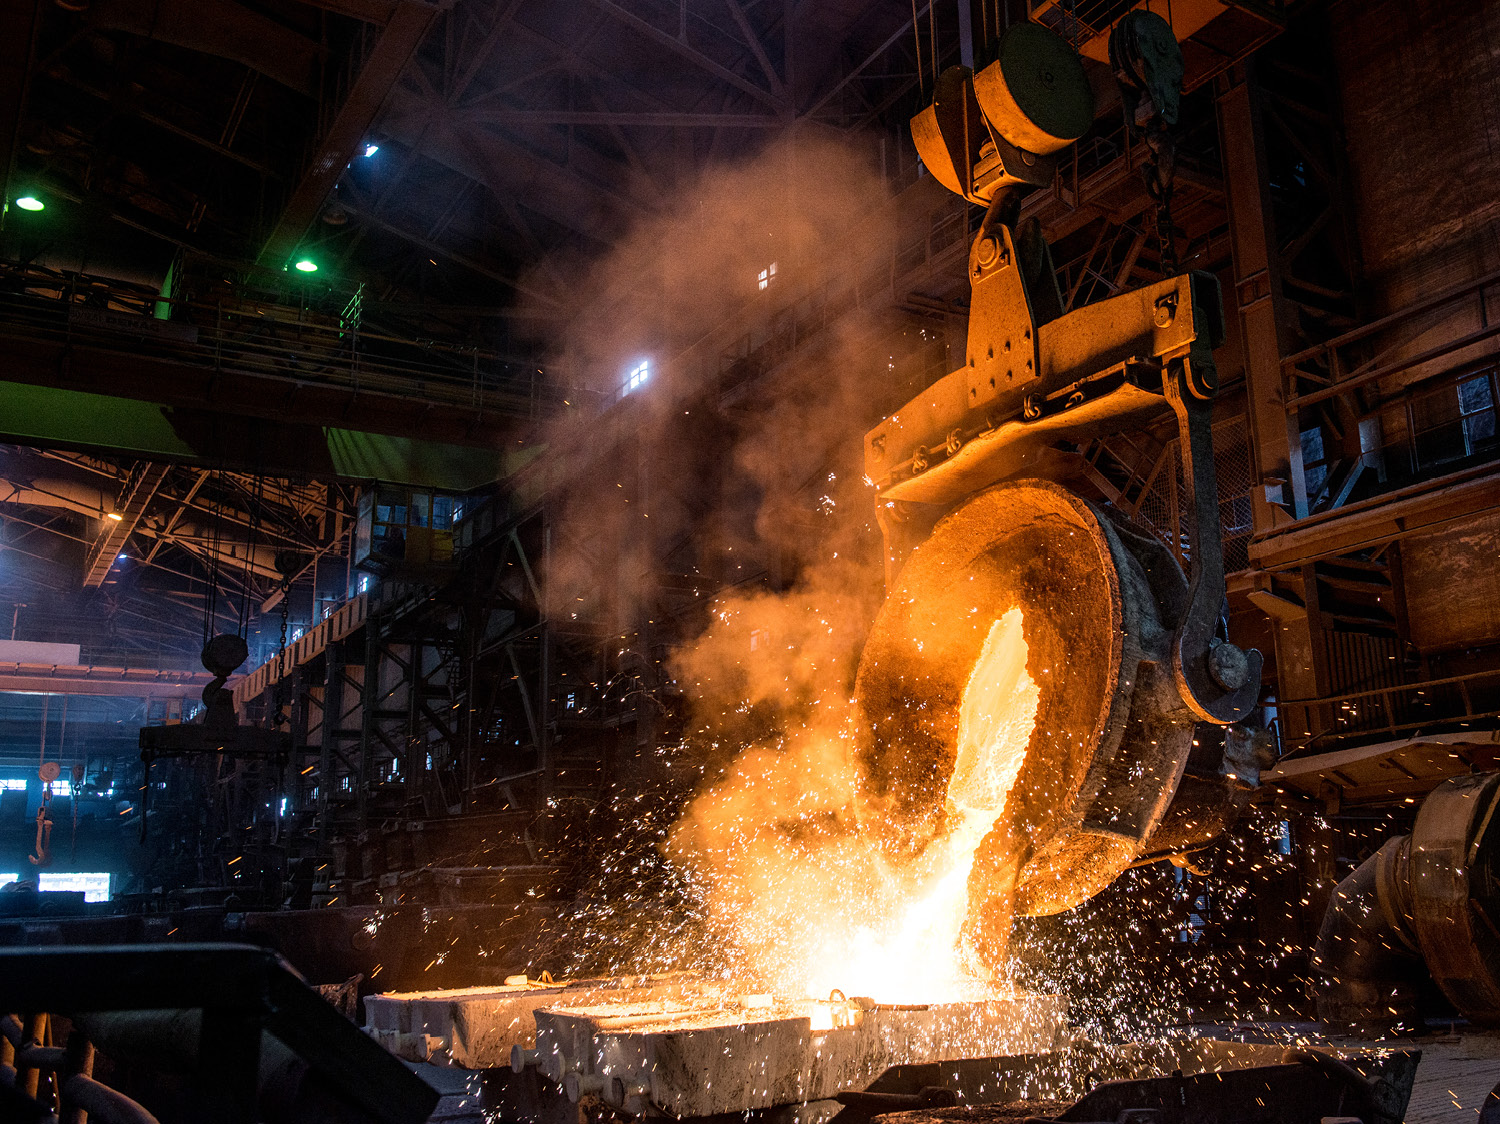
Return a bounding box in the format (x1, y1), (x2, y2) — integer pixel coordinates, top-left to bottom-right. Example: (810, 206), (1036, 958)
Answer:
(294, 259), (318, 273)
(14, 195), (43, 211)
(362, 144), (379, 157)
(104, 511), (123, 522)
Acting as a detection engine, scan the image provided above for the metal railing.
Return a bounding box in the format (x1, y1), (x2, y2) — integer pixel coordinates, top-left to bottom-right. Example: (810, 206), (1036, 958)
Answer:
(0, 261), (564, 420)
(1278, 264), (1500, 517)
(1278, 665), (1500, 754)
(1283, 263), (1500, 412)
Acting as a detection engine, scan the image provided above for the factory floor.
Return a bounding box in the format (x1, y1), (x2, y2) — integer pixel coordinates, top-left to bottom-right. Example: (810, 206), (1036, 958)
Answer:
(1190, 1022), (1500, 1121)
(1381, 1030), (1500, 1121)
(403, 1029), (1500, 1122)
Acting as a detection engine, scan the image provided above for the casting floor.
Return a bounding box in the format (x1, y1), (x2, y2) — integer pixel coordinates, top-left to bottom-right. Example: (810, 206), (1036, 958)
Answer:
(406, 1028), (1500, 1122)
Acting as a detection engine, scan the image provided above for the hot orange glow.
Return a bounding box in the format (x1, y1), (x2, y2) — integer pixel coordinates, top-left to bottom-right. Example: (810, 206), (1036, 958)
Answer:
(673, 607), (1038, 1004)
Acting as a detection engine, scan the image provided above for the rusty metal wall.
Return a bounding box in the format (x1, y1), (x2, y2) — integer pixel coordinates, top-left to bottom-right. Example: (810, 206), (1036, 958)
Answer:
(1330, 0), (1500, 307)
(1402, 507), (1500, 653)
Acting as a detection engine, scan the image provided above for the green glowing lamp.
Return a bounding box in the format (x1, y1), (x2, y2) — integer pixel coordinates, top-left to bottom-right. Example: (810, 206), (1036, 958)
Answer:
(294, 259), (318, 273)
(14, 196), (44, 211)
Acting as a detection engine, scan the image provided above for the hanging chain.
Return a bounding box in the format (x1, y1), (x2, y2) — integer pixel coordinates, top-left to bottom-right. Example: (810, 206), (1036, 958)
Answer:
(1142, 127), (1178, 276)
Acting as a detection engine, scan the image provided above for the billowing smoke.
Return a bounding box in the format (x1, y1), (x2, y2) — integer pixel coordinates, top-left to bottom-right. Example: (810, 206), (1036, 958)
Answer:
(517, 128), (1026, 995)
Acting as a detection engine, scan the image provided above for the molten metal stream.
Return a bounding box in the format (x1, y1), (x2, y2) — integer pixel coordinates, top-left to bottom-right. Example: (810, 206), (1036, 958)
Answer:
(796, 607), (1039, 1002)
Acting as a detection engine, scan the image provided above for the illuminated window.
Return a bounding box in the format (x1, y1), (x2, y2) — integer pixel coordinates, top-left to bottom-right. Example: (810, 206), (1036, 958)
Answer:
(358, 573), (371, 594)
(758, 262), (777, 291)
(0, 778), (26, 791)
(623, 360), (649, 396)
(38, 872), (111, 902)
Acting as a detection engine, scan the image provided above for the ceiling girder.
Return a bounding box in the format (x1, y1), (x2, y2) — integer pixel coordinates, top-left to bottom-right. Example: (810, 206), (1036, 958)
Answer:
(81, 463), (171, 588)
(466, 109), (783, 128)
(722, 0), (788, 106)
(86, 0), (325, 96)
(0, 0), (43, 223)
(379, 87), (639, 246)
(803, 0), (930, 121)
(258, 0), (442, 268)
(581, 0), (787, 112)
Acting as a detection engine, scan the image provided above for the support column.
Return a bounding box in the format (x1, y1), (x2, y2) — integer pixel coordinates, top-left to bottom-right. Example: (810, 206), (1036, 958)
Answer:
(1218, 60), (1325, 713)
(320, 641), (345, 839)
(1217, 60), (1308, 525)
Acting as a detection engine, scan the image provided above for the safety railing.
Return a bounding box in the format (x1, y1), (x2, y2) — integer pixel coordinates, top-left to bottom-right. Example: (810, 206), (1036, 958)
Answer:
(1283, 264), (1500, 412)
(1278, 265), (1500, 518)
(1278, 665), (1500, 754)
(0, 260), (564, 420)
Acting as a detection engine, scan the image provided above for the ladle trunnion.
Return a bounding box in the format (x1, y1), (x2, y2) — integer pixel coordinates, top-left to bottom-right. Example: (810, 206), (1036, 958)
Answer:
(857, 18), (1266, 945)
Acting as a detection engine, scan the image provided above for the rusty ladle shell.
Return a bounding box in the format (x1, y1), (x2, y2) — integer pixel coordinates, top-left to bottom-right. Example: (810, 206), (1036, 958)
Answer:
(854, 479), (1197, 921)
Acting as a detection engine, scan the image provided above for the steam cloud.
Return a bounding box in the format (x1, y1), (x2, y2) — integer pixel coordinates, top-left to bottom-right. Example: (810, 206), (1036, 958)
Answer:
(519, 128), (1040, 999)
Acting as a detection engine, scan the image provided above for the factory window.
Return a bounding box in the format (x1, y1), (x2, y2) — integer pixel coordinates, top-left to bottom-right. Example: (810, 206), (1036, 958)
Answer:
(359, 574), (371, 594)
(1412, 371), (1500, 470)
(354, 487), (458, 574)
(758, 262), (777, 291)
(38, 872), (110, 902)
(0, 872), (111, 901)
(623, 361), (649, 396)
(1301, 427), (1329, 499)
(1460, 373), (1497, 450)
(0, 778), (26, 791)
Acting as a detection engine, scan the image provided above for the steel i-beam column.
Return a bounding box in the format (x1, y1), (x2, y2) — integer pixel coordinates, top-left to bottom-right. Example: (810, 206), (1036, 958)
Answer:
(1217, 59), (1326, 711)
(321, 641), (345, 838)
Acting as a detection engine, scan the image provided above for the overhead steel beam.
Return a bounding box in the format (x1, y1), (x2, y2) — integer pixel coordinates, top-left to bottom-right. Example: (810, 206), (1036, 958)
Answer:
(258, 1), (442, 269)
(722, 0), (788, 105)
(81, 463), (170, 588)
(293, 0), (398, 23)
(60, 76), (280, 177)
(803, 1), (931, 121)
(466, 109), (784, 128)
(335, 190), (563, 306)
(0, 663), (226, 699)
(447, 0), (528, 105)
(581, 0), (786, 111)
(0, 0), (43, 229)
(86, 0), (324, 96)
(381, 88), (636, 245)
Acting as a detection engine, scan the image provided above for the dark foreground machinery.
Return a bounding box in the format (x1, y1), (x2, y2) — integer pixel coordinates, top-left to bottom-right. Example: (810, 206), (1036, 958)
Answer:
(0, 943), (437, 1123)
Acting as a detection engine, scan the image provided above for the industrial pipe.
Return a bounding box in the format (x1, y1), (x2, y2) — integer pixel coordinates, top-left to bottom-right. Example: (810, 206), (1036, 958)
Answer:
(1312, 835), (1422, 1031)
(60, 1073), (161, 1124)
(1315, 772), (1500, 1029)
